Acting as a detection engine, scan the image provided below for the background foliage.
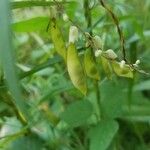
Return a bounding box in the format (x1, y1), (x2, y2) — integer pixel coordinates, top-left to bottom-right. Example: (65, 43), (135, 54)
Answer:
(0, 0), (150, 150)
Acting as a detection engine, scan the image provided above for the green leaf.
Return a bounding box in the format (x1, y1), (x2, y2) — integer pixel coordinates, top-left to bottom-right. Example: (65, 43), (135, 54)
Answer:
(0, 117), (22, 137)
(122, 103), (150, 122)
(37, 83), (73, 105)
(11, 1), (54, 9)
(0, 0), (29, 120)
(0, 117), (25, 149)
(84, 49), (100, 80)
(6, 135), (44, 150)
(100, 80), (125, 119)
(133, 80), (150, 91)
(60, 100), (93, 127)
(111, 61), (133, 78)
(20, 56), (62, 79)
(12, 17), (49, 32)
(89, 120), (119, 150)
(11, 1), (71, 9)
(67, 43), (87, 95)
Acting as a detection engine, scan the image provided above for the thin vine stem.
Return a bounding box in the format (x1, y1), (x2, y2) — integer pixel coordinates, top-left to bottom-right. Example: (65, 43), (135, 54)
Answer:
(99, 0), (127, 61)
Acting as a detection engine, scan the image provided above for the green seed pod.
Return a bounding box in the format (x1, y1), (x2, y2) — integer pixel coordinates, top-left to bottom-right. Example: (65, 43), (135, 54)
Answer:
(101, 56), (112, 79)
(111, 61), (133, 78)
(50, 19), (67, 61)
(84, 49), (100, 80)
(67, 43), (87, 95)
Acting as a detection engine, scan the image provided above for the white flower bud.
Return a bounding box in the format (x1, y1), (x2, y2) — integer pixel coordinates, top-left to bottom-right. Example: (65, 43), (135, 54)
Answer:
(95, 49), (102, 57)
(50, 6), (57, 19)
(93, 35), (103, 49)
(120, 60), (126, 68)
(63, 13), (69, 22)
(69, 26), (78, 43)
(103, 49), (117, 60)
(135, 59), (140, 65)
(133, 59), (140, 67)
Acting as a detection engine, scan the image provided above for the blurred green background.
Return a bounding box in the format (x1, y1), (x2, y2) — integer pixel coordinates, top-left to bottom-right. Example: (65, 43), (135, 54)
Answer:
(0, 0), (150, 150)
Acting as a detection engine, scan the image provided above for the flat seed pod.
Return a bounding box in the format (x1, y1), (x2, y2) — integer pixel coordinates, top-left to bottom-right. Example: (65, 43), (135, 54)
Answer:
(101, 57), (112, 79)
(67, 43), (87, 95)
(84, 49), (100, 80)
(50, 19), (67, 61)
(111, 61), (133, 78)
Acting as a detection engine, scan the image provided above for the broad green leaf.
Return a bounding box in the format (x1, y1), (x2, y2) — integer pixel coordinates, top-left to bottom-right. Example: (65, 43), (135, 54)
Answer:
(133, 80), (150, 91)
(101, 56), (112, 79)
(12, 17), (49, 32)
(89, 120), (119, 150)
(67, 43), (87, 95)
(0, 117), (22, 137)
(0, 0), (29, 120)
(50, 19), (67, 61)
(60, 100), (93, 127)
(100, 80), (125, 119)
(6, 135), (44, 150)
(84, 49), (100, 80)
(111, 61), (133, 78)
(0, 131), (25, 150)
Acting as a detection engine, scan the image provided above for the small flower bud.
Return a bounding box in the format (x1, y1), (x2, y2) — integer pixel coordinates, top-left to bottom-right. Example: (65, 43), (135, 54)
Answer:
(63, 13), (69, 22)
(135, 59), (140, 65)
(50, 6), (57, 19)
(103, 49), (117, 60)
(69, 26), (78, 43)
(133, 59), (140, 67)
(120, 60), (126, 68)
(95, 49), (102, 57)
(93, 35), (103, 49)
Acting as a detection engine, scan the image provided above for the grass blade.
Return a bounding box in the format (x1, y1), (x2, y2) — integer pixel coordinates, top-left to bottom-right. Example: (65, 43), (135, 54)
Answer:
(11, 1), (75, 9)
(0, 0), (29, 122)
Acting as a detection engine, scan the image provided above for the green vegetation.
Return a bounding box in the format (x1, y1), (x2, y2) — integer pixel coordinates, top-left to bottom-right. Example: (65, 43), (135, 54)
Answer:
(0, 0), (150, 150)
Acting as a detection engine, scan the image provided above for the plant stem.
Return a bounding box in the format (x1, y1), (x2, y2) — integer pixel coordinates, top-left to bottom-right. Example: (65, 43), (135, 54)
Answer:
(99, 0), (126, 61)
(84, 0), (92, 35)
(84, 0), (102, 120)
(128, 41), (137, 109)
